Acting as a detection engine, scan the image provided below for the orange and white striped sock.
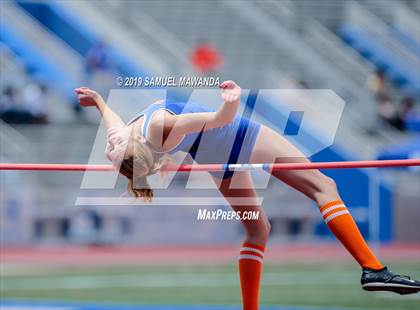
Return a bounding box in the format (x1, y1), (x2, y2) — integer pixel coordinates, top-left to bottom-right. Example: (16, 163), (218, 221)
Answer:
(238, 242), (265, 310)
(320, 200), (383, 270)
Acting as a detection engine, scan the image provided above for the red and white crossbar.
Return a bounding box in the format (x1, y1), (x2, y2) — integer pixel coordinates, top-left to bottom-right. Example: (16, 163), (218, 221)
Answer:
(0, 159), (419, 172)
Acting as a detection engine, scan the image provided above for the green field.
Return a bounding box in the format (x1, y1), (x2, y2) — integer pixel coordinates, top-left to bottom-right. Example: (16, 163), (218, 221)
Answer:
(1, 262), (419, 309)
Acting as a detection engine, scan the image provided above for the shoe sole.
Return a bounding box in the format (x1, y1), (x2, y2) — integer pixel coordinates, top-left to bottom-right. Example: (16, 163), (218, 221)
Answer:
(362, 282), (420, 295)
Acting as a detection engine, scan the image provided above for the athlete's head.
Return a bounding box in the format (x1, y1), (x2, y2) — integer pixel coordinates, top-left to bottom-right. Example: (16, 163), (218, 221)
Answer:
(105, 126), (168, 200)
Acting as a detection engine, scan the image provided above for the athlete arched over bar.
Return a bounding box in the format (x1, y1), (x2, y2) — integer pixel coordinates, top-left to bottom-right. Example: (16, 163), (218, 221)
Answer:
(75, 81), (419, 309)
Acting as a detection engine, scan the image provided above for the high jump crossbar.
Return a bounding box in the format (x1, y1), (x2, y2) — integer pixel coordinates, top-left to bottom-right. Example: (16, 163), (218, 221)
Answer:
(0, 159), (419, 172)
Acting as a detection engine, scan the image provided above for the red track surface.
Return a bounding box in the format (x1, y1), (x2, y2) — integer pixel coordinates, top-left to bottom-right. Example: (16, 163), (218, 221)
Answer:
(1, 244), (419, 266)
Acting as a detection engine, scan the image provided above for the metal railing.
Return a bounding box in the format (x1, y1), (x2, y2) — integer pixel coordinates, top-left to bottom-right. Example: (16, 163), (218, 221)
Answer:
(347, 1), (419, 69)
(239, 0), (402, 156)
(1, 1), (84, 84)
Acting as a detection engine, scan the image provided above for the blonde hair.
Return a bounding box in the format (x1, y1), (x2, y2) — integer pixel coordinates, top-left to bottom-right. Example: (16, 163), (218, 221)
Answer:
(119, 133), (170, 201)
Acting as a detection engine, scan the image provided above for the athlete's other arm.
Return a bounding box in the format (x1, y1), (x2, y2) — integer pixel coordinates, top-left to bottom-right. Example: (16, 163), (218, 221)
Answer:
(75, 87), (125, 129)
(151, 80), (241, 140)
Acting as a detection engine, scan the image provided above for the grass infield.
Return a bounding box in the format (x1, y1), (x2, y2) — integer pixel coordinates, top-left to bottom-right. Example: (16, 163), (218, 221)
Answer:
(1, 262), (419, 309)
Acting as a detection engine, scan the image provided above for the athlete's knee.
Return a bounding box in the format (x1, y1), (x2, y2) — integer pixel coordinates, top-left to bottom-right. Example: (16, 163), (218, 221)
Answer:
(245, 218), (271, 244)
(258, 219), (271, 239)
(312, 175), (338, 203)
(321, 176), (337, 194)
(266, 219), (271, 234)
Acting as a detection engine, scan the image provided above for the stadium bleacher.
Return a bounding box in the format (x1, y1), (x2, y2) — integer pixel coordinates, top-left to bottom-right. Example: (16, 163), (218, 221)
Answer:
(0, 1), (419, 308)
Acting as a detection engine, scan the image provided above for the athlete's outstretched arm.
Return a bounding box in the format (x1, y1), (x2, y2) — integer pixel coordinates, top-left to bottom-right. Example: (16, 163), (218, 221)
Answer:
(154, 80), (241, 137)
(75, 87), (125, 129)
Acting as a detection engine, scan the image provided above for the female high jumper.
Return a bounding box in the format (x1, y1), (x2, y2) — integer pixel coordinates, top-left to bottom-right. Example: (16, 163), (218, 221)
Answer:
(75, 81), (419, 310)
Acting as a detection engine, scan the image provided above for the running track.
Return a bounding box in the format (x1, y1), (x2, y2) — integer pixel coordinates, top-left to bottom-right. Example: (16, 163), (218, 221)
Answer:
(1, 244), (419, 266)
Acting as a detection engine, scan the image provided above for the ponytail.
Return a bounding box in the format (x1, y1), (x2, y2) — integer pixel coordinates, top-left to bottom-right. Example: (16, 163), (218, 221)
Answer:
(127, 177), (153, 201)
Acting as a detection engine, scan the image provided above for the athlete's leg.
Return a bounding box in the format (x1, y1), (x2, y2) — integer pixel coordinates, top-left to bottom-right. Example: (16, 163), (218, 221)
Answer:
(213, 172), (269, 310)
(250, 125), (383, 270)
(249, 125), (420, 294)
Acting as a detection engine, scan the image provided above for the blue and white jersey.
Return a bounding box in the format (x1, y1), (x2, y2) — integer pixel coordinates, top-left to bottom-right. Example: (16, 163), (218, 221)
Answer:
(128, 101), (261, 179)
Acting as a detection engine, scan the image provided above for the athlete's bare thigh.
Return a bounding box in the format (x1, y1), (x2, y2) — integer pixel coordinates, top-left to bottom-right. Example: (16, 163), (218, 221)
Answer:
(212, 171), (270, 242)
(250, 125), (337, 201)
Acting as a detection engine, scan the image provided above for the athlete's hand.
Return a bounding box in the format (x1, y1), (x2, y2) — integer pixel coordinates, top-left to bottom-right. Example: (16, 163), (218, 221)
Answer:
(75, 87), (102, 107)
(220, 80), (241, 104)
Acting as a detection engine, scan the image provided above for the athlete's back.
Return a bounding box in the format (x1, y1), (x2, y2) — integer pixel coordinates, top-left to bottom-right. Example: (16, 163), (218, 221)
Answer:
(128, 101), (260, 178)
